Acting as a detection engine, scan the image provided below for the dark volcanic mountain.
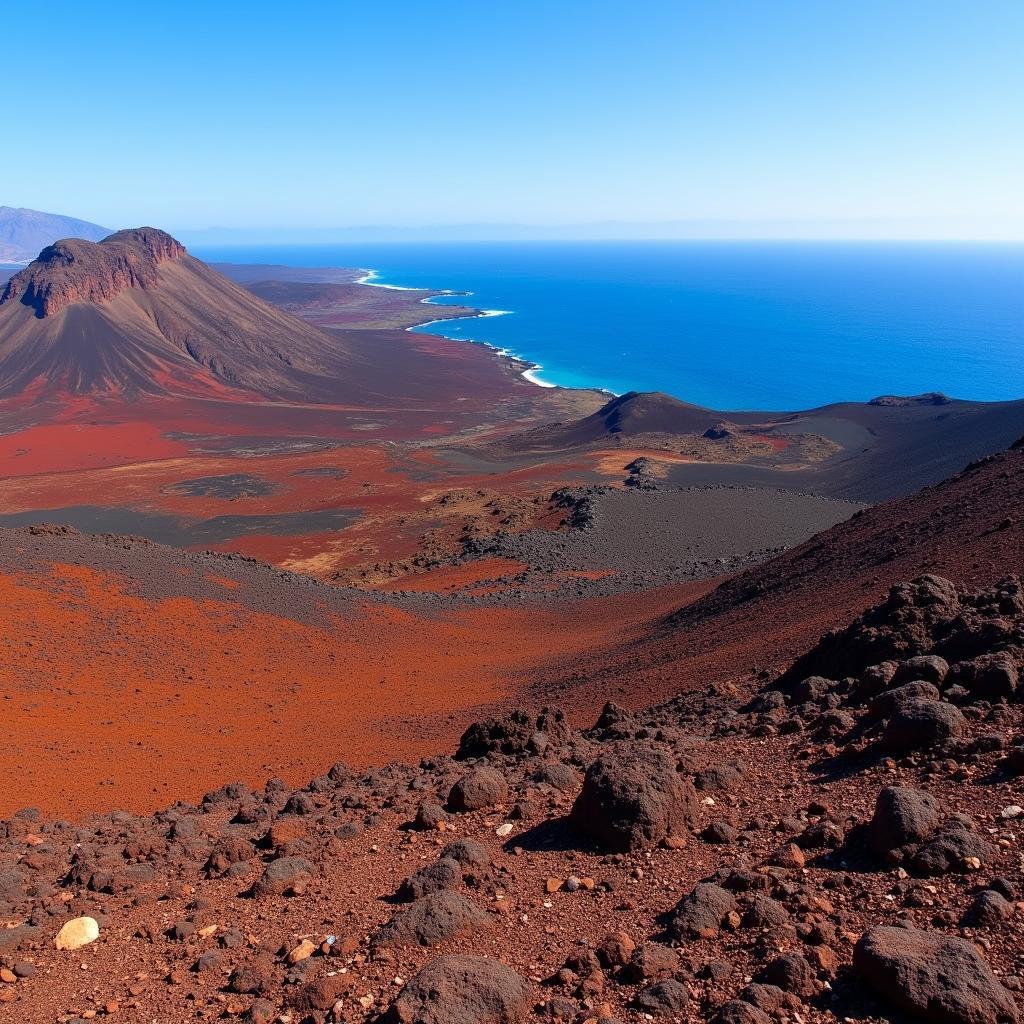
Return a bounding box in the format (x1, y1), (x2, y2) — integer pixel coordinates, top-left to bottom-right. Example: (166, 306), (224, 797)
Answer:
(0, 205), (110, 263)
(0, 228), (352, 399)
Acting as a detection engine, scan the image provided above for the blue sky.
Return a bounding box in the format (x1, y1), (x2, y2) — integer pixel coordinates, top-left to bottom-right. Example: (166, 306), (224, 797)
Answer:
(4, 0), (1022, 238)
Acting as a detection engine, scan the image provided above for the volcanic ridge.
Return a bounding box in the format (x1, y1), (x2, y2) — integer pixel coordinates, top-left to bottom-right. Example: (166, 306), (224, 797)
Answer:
(0, 229), (353, 400)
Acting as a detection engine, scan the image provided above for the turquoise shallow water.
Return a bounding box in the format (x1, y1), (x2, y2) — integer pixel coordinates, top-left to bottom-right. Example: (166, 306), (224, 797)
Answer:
(194, 241), (1024, 411)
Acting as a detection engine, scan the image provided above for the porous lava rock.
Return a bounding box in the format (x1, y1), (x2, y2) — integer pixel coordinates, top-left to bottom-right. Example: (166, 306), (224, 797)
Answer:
(372, 890), (492, 949)
(882, 699), (967, 752)
(669, 883), (737, 940)
(869, 786), (942, 859)
(569, 744), (698, 851)
(249, 855), (313, 897)
(457, 707), (570, 758)
(383, 955), (530, 1024)
(634, 979), (691, 1014)
(449, 767), (509, 812)
(854, 925), (1018, 1024)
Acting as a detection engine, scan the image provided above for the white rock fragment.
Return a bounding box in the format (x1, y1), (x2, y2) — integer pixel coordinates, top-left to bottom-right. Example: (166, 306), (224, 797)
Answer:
(54, 916), (100, 951)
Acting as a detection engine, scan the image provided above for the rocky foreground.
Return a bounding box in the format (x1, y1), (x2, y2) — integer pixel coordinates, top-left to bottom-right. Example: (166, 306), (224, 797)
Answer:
(2, 575), (1023, 1023)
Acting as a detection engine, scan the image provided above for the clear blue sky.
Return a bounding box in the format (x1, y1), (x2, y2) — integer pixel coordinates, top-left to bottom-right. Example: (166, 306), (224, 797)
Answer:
(5, 0), (1022, 238)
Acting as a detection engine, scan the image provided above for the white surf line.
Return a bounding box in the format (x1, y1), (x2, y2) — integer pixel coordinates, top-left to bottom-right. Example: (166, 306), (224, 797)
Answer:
(355, 267), (567, 391)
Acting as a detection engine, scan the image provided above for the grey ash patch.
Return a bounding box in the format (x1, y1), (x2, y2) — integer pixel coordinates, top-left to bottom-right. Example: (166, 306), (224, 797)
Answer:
(397, 485), (864, 608)
(163, 432), (339, 456)
(163, 474), (280, 499)
(501, 486), (863, 582)
(0, 524), (364, 626)
(0, 505), (361, 547)
(292, 466), (347, 480)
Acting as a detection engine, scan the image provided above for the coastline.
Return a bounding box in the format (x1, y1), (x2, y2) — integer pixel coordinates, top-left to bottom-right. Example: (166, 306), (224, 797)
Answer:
(356, 265), (594, 394)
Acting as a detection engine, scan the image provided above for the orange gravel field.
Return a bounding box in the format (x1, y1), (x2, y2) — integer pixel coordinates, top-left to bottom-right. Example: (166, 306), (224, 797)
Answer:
(0, 560), (698, 818)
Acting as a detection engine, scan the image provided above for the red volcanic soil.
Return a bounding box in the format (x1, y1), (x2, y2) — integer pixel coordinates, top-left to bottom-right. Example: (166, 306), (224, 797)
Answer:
(0, 418), (189, 477)
(0, 528), (697, 818)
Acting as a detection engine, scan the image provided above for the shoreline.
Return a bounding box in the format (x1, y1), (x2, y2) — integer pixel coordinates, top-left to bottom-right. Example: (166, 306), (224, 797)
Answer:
(356, 265), (614, 396)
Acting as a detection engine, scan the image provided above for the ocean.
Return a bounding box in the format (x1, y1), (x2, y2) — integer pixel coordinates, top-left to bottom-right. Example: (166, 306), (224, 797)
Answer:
(192, 241), (1024, 411)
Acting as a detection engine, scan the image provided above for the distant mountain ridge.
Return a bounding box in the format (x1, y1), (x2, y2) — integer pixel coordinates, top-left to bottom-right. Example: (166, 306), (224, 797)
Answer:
(0, 206), (110, 263)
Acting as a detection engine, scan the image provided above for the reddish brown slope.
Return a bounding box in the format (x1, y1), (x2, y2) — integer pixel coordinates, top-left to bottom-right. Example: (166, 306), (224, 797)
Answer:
(535, 442), (1024, 707)
(0, 525), (693, 818)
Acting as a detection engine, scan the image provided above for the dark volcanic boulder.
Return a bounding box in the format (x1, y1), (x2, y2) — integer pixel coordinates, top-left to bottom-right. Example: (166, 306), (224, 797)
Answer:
(882, 699), (966, 752)
(713, 1001), (772, 1024)
(742, 896), (790, 928)
(287, 975), (348, 1012)
(761, 953), (817, 998)
(869, 786), (941, 859)
(854, 926), (1018, 1024)
(781, 575), (962, 683)
(249, 856), (313, 897)
(457, 707), (570, 758)
(449, 767), (509, 812)
(570, 744), (698, 851)
(624, 942), (681, 983)
(669, 882), (737, 940)
(694, 764), (745, 792)
(911, 828), (996, 876)
(870, 682), (941, 720)
(372, 891), (491, 949)
(383, 955), (530, 1024)
(1002, 746), (1024, 776)
(634, 979), (691, 1015)
(962, 890), (1013, 929)
(894, 655), (951, 685)
(960, 653), (1020, 699)
(396, 857), (462, 902)
(440, 838), (491, 874)
(534, 762), (582, 794)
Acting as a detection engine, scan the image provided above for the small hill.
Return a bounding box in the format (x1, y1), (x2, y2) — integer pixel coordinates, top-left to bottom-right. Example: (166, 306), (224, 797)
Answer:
(0, 205), (110, 263)
(498, 391), (723, 450)
(0, 228), (354, 400)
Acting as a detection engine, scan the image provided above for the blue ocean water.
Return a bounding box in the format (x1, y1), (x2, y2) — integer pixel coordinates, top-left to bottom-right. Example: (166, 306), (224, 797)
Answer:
(193, 241), (1024, 411)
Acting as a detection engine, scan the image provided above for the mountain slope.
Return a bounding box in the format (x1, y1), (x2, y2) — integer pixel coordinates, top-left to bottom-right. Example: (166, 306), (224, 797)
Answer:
(499, 389), (1024, 504)
(0, 205), (110, 263)
(533, 440), (1024, 708)
(0, 228), (355, 399)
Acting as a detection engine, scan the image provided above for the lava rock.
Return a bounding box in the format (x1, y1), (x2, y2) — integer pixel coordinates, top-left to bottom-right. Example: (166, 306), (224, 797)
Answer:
(962, 890), (1013, 929)
(383, 955), (530, 1024)
(287, 975), (348, 1013)
(713, 1001), (772, 1024)
(669, 883), (737, 940)
(440, 838), (491, 875)
(396, 857), (462, 902)
(761, 953), (817, 997)
(870, 682), (941, 720)
(869, 786), (941, 859)
(249, 855), (313, 897)
(634, 979), (691, 1014)
(624, 942), (680, 983)
(372, 890), (492, 949)
(449, 767), (509, 812)
(854, 925), (1018, 1024)
(882, 699), (966, 752)
(457, 708), (570, 759)
(570, 744), (698, 852)
(911, 828), (996, 876)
